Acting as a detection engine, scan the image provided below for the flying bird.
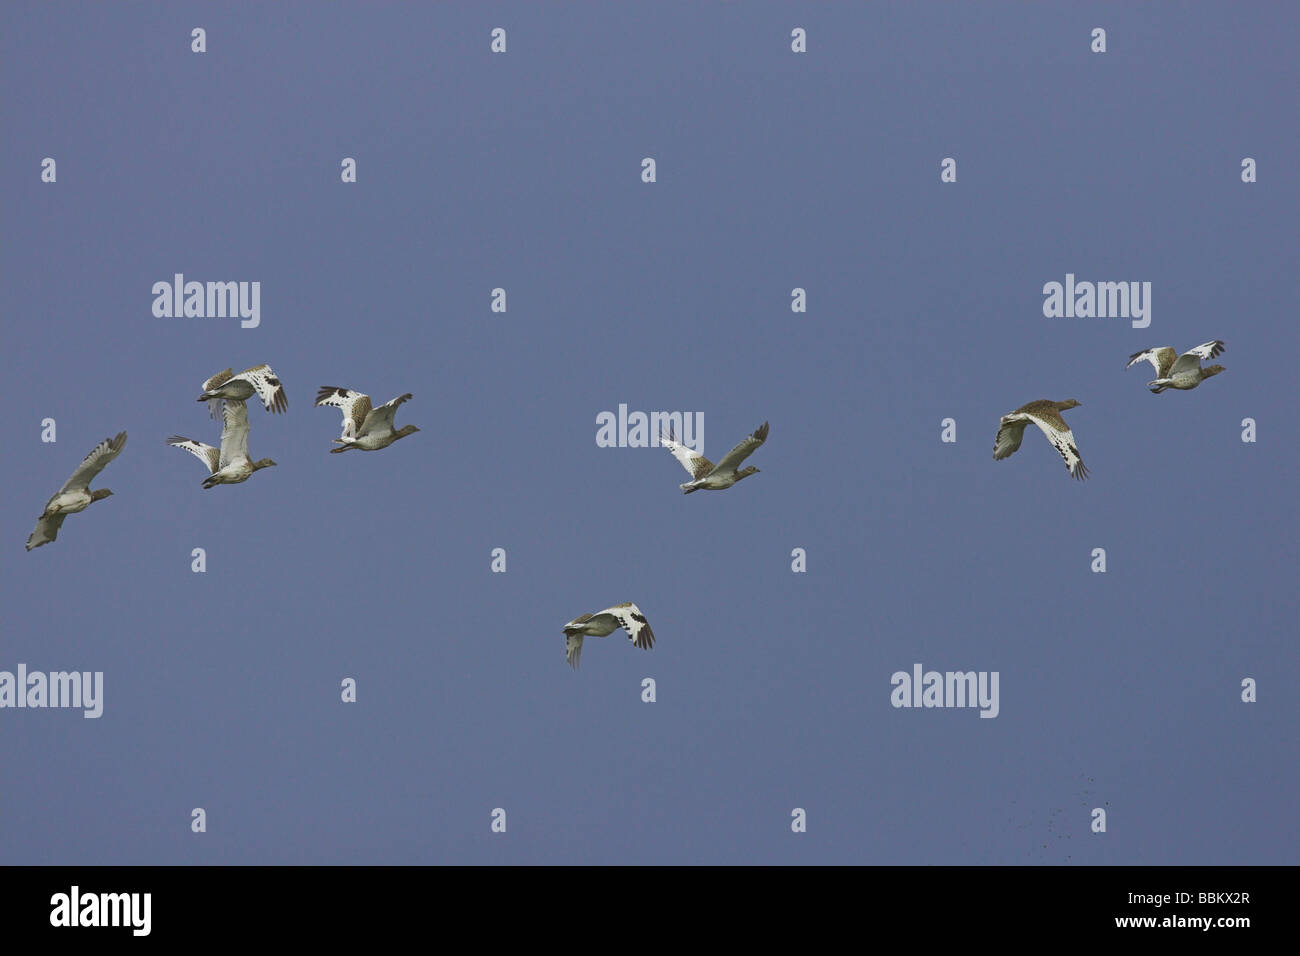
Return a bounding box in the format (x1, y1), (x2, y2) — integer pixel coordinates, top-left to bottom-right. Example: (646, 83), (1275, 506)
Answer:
(168, 400), (277, 488)
(27, 431), (127, 551)
(314, 386), (420, 453)
(196, 364), (288, 417)
(561, 603), (656, 670)
(993, 400), (1089, 480)
(660, 421), (769, 494)
(1126, 341), (1226, 393)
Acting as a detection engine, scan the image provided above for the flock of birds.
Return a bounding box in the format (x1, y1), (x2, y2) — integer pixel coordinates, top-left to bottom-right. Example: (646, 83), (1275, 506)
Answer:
(24, 340), (1225, 666)
(993, 339), (1227, 481)
(26, 364), (420, 547)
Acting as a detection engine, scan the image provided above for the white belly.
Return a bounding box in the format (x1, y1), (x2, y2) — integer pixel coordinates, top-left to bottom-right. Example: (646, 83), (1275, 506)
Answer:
(47, 490), (91, 514)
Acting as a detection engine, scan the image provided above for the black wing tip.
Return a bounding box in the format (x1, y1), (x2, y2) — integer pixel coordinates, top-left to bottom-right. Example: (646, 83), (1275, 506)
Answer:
(633, 623), (656, 651)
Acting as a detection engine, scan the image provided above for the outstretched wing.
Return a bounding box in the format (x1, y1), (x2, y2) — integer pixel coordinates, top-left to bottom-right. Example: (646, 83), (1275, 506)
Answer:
(166, 436), (220, 474)
(603, 602), (656, 651)
(1026, 412), (1089, 481)
(712, 422), (769, 476)
(1171, 340), (1226, 375)
(1183, 340), (1226, 362)
(359, 393), (413, 435)
(315, 386), (372, 439)
(1126, 347), (1176, 378)
(59, 432), (128, 493)
(992, 417), (1029, 461)
(218, 399), (251, 467)
(26, 513), (68, 551)
(659, 429), (713, 479)
(233, 364), (288, 413)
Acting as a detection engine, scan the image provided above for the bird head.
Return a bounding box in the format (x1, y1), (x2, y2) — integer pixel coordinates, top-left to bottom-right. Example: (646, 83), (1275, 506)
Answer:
(1204, 365), (1226, 378)
(90, 488), (114, 501)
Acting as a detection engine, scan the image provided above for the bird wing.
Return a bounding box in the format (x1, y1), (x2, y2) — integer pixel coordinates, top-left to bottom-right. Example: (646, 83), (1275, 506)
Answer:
(202, 367), (235, 392)
(200, 367), (235, 420)
(992, 417), (1029, 461)
(711, 422), (769, 477)
(58, 432), (127, 493)
(565, 633), (584, 670)
(315, 386), (372, 439)
(1025, 412), (1089, 480)
(166, 436), (220, 474)
(1126, 347), (1176, 378)
(233, 364), (288, 413)
(659, 429), (713, 479)
(603, 602), (656, 651)
(359, 393), (413, 435)
(26, 512), (68, 551)
(1171, 340), (1226, 375)
(1183, 340), (1226, 362)
(218, 399), (252, 467)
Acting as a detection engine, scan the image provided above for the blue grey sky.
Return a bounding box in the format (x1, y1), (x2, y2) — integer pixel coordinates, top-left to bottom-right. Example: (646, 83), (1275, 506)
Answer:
(2, 2), (1295, 865)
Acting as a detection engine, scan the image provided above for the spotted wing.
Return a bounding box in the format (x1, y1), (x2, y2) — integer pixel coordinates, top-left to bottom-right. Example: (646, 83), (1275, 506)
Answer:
(1026, 412), (1089, 481)
(315, 386), (372, 440)
(603, 602), (655, 651)
(1125, 347), (1176, 378)
(659, 429), (713, 479)
(1183, 340), (1225, 362)
(233, 364), (288, 413)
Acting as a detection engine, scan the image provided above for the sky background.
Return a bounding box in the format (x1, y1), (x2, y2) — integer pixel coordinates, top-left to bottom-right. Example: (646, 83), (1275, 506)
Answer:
(2, 2), (1296, 865)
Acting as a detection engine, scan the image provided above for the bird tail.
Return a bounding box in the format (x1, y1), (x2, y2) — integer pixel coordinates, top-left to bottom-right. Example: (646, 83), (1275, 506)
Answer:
(1147, 380), (1169, 394)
